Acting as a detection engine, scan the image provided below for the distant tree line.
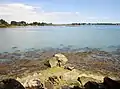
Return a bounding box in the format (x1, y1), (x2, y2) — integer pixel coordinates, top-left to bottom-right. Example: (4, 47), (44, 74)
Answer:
(11, 21), (27, 26)
(0, 19), (53, 27)
(71, 23), (120, 25)
(0, 19), (9, 27)
(0, 19), (120, 28)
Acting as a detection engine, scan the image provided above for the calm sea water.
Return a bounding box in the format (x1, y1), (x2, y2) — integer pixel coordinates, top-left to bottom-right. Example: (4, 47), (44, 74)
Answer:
(0, 25), (120, 52)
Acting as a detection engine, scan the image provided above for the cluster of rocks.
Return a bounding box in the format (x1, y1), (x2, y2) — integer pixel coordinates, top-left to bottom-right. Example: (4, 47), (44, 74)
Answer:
(0, 77), (120, 89)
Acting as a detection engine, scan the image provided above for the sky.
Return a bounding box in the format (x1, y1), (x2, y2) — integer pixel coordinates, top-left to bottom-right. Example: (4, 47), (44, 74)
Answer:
(0, 0), (120, 23)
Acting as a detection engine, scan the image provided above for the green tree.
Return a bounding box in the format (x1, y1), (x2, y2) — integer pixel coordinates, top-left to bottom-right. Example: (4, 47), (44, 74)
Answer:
(0, 19), (9, 27)
(19, 21), (27, 26)
(0, 19), (8, 25)
(11, 21), (18, 25)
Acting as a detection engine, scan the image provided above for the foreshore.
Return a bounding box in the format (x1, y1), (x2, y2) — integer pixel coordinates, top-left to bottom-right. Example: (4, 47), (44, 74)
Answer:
(0, 47), (120, 89)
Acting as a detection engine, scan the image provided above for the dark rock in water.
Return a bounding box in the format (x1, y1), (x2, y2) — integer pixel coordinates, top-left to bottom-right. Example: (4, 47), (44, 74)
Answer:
(103, 77), (120, 89)
(0, 78), (25, 89)
(84, 81), (99, 89)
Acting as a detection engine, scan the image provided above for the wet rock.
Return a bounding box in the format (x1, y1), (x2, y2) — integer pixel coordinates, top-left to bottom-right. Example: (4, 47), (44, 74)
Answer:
(0, 78), (25, 89)
(84, 81), (99, 89)
(103, 77), (120, 89)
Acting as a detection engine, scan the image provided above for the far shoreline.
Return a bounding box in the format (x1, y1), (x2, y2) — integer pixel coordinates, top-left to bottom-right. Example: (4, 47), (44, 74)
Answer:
(1, 19), (120, 28)
(1, 24), (120, 28)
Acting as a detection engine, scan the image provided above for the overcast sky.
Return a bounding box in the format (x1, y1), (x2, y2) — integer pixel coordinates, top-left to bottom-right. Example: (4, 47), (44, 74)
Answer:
(0, 0), (120, 23)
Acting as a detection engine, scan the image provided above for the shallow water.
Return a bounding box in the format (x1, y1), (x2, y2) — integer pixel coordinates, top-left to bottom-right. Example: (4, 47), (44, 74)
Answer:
(0, 25), (120, 52)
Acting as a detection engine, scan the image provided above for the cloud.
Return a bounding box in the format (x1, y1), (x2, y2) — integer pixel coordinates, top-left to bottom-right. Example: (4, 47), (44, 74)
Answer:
(0, 3), (86, 23)
(0, 3), (40, 22)
(0, 3), (113, 23)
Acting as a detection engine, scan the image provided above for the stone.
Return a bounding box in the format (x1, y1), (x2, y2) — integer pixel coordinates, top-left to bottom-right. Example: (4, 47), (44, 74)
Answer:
(23, 78), (43, 88)
(49, 57), (58, 67)
(84, 81), (99, 89)
(61, 85), (71, 89)
(63, 69), (79, 81)
(0, 78), (25, 89)
(48, 76), (59, 85)
(71, 86), (82, 89)
(26, 86), (44, 89)
(48, 53), (68, 67)
(16, 73), (43, 88)
(64, 66), (74, 71)
(44, 81), (54, 89)
(54, 53), (68, 67)
(77, 77), (83, 87)
(103, 77), (120, 89)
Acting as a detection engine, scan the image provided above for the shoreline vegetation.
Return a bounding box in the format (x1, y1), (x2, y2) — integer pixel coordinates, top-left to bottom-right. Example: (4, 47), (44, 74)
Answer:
(0, 19), (120, 28)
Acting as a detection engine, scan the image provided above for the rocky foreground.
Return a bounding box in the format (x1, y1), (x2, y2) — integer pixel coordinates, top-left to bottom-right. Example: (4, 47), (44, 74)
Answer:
(1, 77), (120, 89)
(0, 50), (120, 89)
